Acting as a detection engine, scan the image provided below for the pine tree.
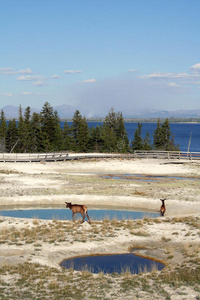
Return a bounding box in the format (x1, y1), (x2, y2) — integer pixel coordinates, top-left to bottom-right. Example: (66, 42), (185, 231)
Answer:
(104, 107), (117, 130)
(131, 122), (143, 150)
(6, 119), (18, 153)
(77, 116), (90, 152)
(161, 119), (179, 151)
(30, 112), (46, 152)
(153, 119), (163, 149)
(161, 118), (171, 150)
(52, 110), (62, 151)
(0, 109), (7, 152)
(72, 110), (82, 139)
(101, 122), (117, 152)
(71, 111), (90, 152)
(101, 108), (125, 152)
(71, 110), (83, 151)
(89, 125), (103, 152)
(143, 132), (152, 150)
(106, 128), (117, 152)
(23, 106), (32, 152)
(116, 112), (129, 152)
(16, 105), (24, 152)
(153, 118), (179, 150)
(62, 122), (72, 151)
(40, 102), (56, 151)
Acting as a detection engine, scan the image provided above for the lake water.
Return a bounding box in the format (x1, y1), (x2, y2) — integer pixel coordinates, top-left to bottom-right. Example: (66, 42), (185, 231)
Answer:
(60, 253), (165, 274)
(124, 122), (200, 152)
(0, 208), (159, 220)
(61, 122), (200, 152)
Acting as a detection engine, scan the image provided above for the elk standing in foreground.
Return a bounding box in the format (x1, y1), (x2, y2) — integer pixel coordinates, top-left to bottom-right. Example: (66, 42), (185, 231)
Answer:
(160, 198), (166, 216)
(65, 202), (91, 224)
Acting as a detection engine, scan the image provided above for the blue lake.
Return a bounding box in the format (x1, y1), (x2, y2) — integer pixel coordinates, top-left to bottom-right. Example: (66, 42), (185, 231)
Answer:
(0, 208), (159, 220)
(60, 253), (165, 274)
(123, 122), (200, 152)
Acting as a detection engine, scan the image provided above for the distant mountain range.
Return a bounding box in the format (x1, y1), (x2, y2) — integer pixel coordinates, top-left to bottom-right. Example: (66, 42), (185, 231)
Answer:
(1, 104), (200, 120)
(125, 108), (200, 119)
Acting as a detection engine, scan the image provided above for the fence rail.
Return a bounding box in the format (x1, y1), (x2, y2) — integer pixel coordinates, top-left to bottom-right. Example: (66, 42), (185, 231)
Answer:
(0, 151), (200, 162)
(0, 152), (69, 162)
(133, 150), (200, 160)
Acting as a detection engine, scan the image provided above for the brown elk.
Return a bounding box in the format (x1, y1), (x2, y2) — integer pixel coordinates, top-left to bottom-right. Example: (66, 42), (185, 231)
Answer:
(65, 202), (91, 224)
(160, 198), (166, 216)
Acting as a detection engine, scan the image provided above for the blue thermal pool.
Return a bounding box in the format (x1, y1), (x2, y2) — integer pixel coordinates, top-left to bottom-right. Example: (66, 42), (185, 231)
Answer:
(60, 253), (165, 274)
(0, 208), (159, 220)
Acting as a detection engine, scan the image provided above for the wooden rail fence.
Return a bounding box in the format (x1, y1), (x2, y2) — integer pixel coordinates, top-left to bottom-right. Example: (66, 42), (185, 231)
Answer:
(0, 151), (199, 162)
(133, 150), (200, 160)
(0, 153), (69, 162)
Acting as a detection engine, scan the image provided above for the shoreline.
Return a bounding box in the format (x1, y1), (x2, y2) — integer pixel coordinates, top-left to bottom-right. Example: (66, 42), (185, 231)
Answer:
(0, 195), (200, 217)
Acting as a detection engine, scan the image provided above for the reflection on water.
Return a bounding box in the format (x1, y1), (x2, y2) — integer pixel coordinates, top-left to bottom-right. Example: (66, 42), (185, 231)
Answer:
(0, 208), (159, 220)
(60, 253), (165, 274)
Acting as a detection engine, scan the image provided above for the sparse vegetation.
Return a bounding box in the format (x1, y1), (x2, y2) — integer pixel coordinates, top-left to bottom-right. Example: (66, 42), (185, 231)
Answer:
(0, 260), (199, 299)
(0, 215), (199, 299)
(0, 218), (144, 245)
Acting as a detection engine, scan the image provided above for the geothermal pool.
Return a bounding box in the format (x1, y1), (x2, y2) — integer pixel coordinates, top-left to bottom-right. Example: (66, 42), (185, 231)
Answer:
(0, 207), (159, 220)
(60, 252), (165, 274)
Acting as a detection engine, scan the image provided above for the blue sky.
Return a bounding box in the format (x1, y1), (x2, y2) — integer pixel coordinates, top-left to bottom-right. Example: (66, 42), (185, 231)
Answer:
(1, 0), (200, 117)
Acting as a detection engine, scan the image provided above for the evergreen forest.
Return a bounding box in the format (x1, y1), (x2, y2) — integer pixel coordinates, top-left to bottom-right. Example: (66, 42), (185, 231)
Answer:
(0, 102), (179, 153)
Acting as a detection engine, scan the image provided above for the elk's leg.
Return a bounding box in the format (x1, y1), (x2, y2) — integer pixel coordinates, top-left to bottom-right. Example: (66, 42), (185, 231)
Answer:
(72, 212), (76, 222)
(81, 212), (85, 223)
(86, 212), (91, 224)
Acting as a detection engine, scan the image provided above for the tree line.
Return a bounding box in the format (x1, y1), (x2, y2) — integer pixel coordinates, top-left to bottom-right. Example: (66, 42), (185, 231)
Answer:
(0, 102), (179, 153)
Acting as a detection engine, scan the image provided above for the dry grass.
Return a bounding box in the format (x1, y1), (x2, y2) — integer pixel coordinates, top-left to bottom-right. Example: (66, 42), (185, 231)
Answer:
(0, 218), (144, 246)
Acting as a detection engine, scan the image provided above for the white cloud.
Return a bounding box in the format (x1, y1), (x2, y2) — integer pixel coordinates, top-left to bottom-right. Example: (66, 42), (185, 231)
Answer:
(51, 74), (62, 79)
(17, 75), (29, 80)
(17, 75), (43, 81)
(17, 74), (56, 87)
(20, 92), (35, 96)
(0, 92), (13, 97)
(190, 63), (200, 73)
(0, 67), (32, 75)
(17, 75), (42, 81)
(141, 72), (189, 79)
(17, 75), (43, 86)
(78, 79), (96, 84)
(168, 82), (180, 87)
(17, 68), (32, 74)
(32, 81), (45, 87)
(20, 92), (33, 95)
(19, 91), (46, 96)
(0, 68), (15, 75)
(33, 80), (56, 87)
(63, 70), (82, 74)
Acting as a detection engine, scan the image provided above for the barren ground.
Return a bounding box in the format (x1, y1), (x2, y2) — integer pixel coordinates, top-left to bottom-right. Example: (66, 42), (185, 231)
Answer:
(0, 156), (200, 299)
